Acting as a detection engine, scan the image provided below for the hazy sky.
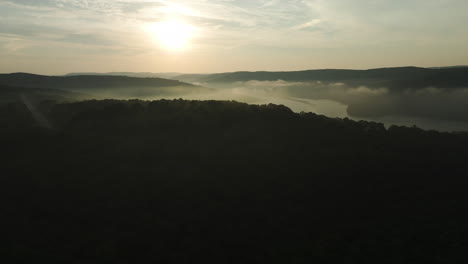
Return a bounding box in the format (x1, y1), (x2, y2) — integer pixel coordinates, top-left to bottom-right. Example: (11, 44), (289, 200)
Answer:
(1, 0), (468, 74)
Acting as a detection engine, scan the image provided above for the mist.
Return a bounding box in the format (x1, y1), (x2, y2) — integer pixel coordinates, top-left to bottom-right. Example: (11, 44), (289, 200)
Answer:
(141, 79), (468, 132)
(2, 71), (467, 132)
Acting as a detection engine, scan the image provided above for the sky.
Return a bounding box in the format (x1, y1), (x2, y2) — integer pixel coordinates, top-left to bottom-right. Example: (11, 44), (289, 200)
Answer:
(1, 0), (468, 75)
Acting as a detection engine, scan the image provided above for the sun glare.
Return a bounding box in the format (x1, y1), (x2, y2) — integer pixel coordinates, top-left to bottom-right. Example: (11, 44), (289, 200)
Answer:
(150, 20), (195, 52)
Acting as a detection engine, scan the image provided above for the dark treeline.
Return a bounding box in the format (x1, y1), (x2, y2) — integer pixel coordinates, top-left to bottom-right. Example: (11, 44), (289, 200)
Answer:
(0, 73), (193, 91)
(0, 74), (211, 100)
(2, 99), (468, 263)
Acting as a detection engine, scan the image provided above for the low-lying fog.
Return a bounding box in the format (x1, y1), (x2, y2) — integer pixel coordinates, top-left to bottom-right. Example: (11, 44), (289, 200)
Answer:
(138, 80), (468, 132)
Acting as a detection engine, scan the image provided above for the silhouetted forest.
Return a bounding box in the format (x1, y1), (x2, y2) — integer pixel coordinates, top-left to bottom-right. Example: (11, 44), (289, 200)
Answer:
(0, 73), (208, 99)
(0, 73), (193, 90)
(2, 99), (468, 263)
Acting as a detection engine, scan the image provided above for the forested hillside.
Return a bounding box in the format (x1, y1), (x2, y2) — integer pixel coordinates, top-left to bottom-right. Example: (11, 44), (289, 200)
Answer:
(2, 99), (468, 263)
(0, 73), (208, 99)
(0, 73), (192, 90)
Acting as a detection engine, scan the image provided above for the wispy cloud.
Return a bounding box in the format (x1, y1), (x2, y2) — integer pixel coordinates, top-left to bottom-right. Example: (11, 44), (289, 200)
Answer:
(1, 0), (468, 74)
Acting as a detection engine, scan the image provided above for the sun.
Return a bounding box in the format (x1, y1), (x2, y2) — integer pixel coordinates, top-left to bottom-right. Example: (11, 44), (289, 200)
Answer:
(149, 20), (195, 51)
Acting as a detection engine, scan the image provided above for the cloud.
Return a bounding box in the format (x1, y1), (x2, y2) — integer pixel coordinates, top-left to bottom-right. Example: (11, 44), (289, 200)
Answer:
(293, 19), (322, 30)
(3, 0), (467, 49)
(303, 0), (468, 44)
(0, 34), (32, 53)
(0, 0), (57, 8)
(1, 0), (468, 74)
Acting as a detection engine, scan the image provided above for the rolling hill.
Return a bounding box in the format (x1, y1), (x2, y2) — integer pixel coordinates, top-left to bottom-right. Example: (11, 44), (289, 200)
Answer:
(65, 72), (182, 79)
(0, 73), (195, 91)
(173, 66), (468, 90)
(0, 73), (209, 99)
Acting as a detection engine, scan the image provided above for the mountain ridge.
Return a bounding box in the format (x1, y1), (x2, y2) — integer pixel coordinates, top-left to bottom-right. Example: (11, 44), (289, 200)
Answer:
(65, 72), (182, 79)
(0, 73), (195, 90)
(172, 66), (468, 90)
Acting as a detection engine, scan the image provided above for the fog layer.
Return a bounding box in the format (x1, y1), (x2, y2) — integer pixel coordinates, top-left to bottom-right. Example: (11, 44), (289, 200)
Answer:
(153, 80), (468, 132)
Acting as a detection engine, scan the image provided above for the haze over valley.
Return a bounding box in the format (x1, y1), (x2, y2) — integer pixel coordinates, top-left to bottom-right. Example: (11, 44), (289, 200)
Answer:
(3, 66), (468, 131)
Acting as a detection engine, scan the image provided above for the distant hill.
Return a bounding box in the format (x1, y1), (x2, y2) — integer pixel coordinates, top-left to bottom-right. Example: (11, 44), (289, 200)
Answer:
(0, 73), (194, 91)
(0, 73), (209, 99)
(429, 65), (468, 69)
(65, 72), (182, 79)
(172, 73), (213, 83)
(173, 67), (468, 90)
